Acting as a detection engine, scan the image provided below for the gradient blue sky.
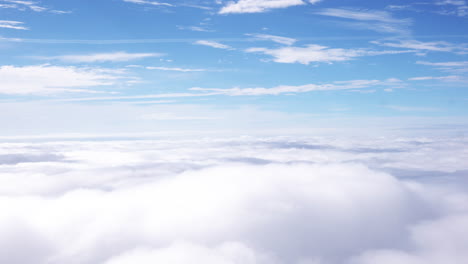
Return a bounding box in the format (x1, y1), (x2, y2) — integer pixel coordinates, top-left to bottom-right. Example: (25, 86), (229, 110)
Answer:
(1, 0), (467, 137)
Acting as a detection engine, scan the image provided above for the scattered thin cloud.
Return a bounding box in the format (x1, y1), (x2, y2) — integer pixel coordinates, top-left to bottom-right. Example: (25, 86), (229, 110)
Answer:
(123, 0), (173, 7)
(141, 112), (220, 120)
(371, 39), (468, 54)
(131, 100), (177, 104)
(177, 25), (214, 32)
(178, 3), (213, 10)
(246, 44), (415, 64)
(40, 78), (404, 102)
(0, 65), (131, 95)
(34, 52), (163, 63)
(314, 8), (411, 35)
(246, 33), (297, 45)
(0, 0), (69, 13)
(435, 0), (468, 16)
(386, 5), (413, 11)
(219, 0), (319, 14)
(194, 40), (234, 50)
(417, 60), (468, 73)
(190, 79), (403, 96)
(409, 75), (463, 81)
(385, 105), (441, 112)
(0, 20), (28, 30)
(146, 66), (207, 72)
(386, 0), (468, 17)
(50, 92), (221, 102)
(436, 0), (466, 5)
(315, 8), (408, 23)
(417, 60), (468, 67)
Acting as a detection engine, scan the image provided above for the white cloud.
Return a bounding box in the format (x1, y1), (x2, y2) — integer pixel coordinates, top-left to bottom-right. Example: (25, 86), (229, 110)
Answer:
(315, 8), (407, 23)
(0, 136), (467, 264)
(146, 66), (207, 72)
(190, 79), (402, 95)
(219, 0), (311, 14)
(123, 0), (173, 7)
(0, 20), (28, 30)
(371, 39), (468, 53)
(43, 78), (403, 101)
(36, 52), (163, 63)
(387, 1), (468, 17)
(417, 61), (468, 67)
(245, 44), (414, 64)
(131, 100), (176, 105)
(0, 65), (129, 94)
(194, 40), (234, 50)
(408, 75), (462, 81)
(176, 25), (213, 32)
(246, 44), (363, 64)
(385, 105), (441, 112)
(352, 214), (468, 264)
(436, 0), (466, 6)
(417, 61), (468, 73)
(386, 5), (412, 11)
(141, 112), (220, 120)
(246, 33), (297, 45)
(48, 92), (219, 102)
(104, 242), (274, 264)
(314, 8), (411, 35)
(0, 0), (69, 13)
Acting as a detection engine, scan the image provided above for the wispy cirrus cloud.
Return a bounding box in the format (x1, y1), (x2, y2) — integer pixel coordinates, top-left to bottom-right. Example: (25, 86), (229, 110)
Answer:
(385, 105), (441, 112)
(246, 33), (297, 45)
(0, 65), (131, 95)
(417, 60), (468, 73)
(190, 79), (403, 96)
(123, 0), (173, 7)
(41, 78), (404, 102)
(34, 52), (163, 63)
(436, 0), (466, 5)
(435, 0), (468, 16)
(409, 75), (463, 81)
(0, 0), (69, 13)
(386, 1), (468, 17)
(371, 39), (468, 54)
(315, 8), (407, 23)
(49, 92), (220, 102)
(0, 20), (28, 30)
(314, 8), (411, 35)
(141, 112), (220, 120)
(194, 40), (234, 50)
(245, 44), (415, 64)
(219, 0), (321, 14)
(146, 66), (207, 72)
(417, 60), (468, 67)
(176, 25), (214, 32)
(123, 0), (214, 9)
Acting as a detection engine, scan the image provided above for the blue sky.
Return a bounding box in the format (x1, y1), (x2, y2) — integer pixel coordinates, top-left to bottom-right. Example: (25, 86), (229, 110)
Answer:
(1, 0), (467, 137)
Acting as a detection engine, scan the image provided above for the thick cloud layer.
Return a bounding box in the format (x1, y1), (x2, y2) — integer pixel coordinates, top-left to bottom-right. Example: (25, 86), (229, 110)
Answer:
(0, 136), (467, 264)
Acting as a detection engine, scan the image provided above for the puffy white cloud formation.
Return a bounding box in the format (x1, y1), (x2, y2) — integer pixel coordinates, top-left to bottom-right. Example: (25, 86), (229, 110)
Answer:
(352, 214), (468, 264)
(0, 136), (467, 264)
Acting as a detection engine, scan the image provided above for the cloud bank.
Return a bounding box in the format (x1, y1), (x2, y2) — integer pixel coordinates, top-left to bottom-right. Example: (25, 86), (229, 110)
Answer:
(0, 136), (467, 264)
